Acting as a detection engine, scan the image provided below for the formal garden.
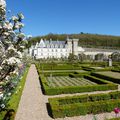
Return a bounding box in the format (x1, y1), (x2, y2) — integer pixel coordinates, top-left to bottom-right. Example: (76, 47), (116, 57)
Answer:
(1, 0), (120, 120)
(35, 61), (120, 120)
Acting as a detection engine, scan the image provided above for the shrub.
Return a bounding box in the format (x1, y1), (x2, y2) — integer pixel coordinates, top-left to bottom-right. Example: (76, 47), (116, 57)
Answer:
(43, 84), (118, 95)
(84, 75), (113, 84)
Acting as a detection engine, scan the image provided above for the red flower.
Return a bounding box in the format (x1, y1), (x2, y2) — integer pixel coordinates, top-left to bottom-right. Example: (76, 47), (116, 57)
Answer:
(114, 108), (120, 114)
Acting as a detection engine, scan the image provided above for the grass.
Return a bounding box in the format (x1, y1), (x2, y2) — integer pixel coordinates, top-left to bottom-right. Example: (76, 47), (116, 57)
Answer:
(0, 66), (30, 120)
(46, 76), (97, 88)
(96, 71), (120, 79)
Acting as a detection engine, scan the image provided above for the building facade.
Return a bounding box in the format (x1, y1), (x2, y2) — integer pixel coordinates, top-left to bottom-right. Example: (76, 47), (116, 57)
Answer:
(29, 38), (84, 59)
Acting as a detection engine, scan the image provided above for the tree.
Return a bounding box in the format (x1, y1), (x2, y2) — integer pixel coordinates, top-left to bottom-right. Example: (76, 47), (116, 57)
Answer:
(0, 0), (27, 111)
(68, 53), (78, 63)
(78, 53), (87, 62)
(95, 53), (105, 61)
(111, 52), (120, 62)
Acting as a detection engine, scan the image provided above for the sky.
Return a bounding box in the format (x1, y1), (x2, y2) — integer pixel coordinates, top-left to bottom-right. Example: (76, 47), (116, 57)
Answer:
(6, 0), (120, 37)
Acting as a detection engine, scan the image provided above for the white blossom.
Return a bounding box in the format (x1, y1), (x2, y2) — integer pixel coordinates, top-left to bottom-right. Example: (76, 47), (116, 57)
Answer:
(11, 16), (18, 21)
(8, 93), (11, 96)
(1, 104), (5, 108)
(18, 13), (24, 19)
(0, 0), (6, 8)
(12, 70), (18, 75)
(5, 76), (10, 81)
(17, 51), (22, 58)
(15, 22), (24, 29)
(0, 66), (2, 70)
(0, 93), (3, 99)
(3, 32), (9, 36)
(17, 33), (25, 39)
(3, 21), (13, 30)
(8, 45), (17, 52)
(20, 45), (25, 49)
(7, 57), (21, 65)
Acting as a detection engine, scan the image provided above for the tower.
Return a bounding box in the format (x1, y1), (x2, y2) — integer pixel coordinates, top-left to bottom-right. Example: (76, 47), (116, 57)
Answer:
(72, 39), (79, 56)
(67, 36), (72, 54)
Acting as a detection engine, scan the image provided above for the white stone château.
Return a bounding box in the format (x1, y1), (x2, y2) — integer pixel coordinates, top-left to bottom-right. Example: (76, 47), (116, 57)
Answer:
(29, 37), (120, 59)
(29, 37), (84, 59)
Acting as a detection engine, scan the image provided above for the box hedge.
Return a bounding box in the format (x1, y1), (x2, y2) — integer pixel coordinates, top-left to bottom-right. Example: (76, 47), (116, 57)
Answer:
(39, 74), (118, 95)
(36, 65), (118, 95)
(91, 72), (120, 84)
(49, 91), (120, 118)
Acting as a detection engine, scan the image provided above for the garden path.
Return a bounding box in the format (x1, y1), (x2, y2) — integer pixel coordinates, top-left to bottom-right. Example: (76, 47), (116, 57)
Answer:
(15, 64), (120, 120)
(15, 64), (52, 120)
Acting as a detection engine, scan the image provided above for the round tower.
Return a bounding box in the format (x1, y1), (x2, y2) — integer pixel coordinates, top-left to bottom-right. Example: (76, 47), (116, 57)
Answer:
(72, 39), (79, 56)
(67, 36), (72, 54)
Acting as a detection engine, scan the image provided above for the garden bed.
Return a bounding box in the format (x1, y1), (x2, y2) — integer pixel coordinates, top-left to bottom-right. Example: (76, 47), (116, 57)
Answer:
(38, 72), (118, 95)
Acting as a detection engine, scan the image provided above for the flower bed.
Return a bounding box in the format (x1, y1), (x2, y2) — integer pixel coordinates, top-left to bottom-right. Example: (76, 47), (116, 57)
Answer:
(49, 91), (120, 118)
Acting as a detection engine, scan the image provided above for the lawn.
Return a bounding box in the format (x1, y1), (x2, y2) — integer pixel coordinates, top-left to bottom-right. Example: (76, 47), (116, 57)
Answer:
(96, 71), (120, 79)
(46, 76), (97, 88)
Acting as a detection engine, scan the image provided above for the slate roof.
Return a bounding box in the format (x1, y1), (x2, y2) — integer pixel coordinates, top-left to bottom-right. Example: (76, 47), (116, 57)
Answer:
(38, 39), (67, 48)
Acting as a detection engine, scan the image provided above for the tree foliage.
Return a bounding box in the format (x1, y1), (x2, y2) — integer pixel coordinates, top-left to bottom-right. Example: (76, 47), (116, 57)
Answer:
(111, 52), (120, 62)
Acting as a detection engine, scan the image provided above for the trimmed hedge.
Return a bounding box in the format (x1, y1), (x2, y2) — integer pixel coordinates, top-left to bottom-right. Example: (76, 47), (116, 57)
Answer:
(44, 72), (71, 76)
(36, 64), (118, 95)
(38, 74), (118, 95)
(36, 63), (82, 70)
(69, 72), (90, 78)
(84, 75), (114, 84)
(91, 72), (120, 84)
(57, 91), (120, 105)
(49, 91), (120, 118)
(82, 66), (95, 71)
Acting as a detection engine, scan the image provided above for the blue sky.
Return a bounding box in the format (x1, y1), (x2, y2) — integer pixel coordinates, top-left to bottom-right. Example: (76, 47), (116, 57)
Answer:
(6, 0), (120, 37)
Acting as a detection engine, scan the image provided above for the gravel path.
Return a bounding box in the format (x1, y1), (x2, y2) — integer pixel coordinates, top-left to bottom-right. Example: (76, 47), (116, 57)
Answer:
(15, 64), (52, 120)
(15, 64), (119, 120)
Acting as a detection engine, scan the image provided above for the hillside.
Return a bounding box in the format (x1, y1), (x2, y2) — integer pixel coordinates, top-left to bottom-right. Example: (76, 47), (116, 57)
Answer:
(27, 33), (120, 49)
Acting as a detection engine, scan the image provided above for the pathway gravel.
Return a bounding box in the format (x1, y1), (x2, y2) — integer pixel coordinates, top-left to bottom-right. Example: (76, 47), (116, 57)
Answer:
(15, 64), (119, 120)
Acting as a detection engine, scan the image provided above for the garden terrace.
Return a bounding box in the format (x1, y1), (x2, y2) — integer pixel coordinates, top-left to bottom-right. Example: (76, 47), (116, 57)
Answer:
(48, 91), (120, 118)
(91, 71), (120, 84)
